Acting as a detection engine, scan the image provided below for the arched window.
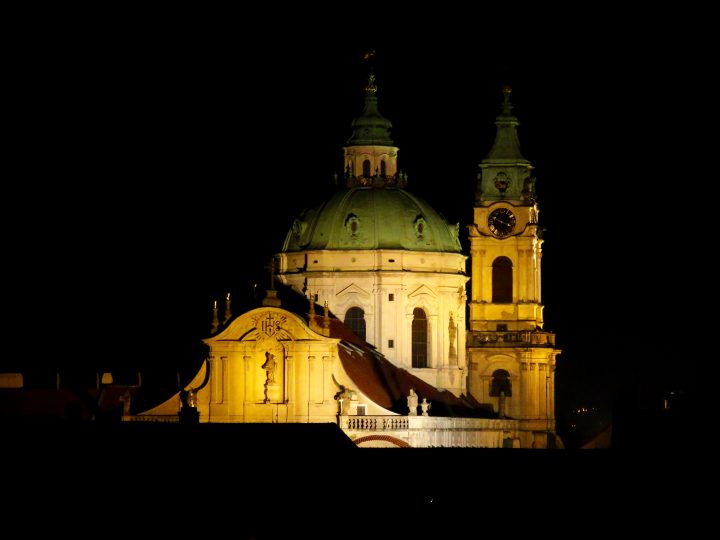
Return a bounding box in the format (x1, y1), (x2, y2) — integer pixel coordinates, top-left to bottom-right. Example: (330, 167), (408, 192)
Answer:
(492, 256), (513, 303)
(362, 159), (371, 177)
(344, 307), (366, 341)
(490, 369), (512, 397)
(412, 308), (428, 368)
(380, 160), (386, 176)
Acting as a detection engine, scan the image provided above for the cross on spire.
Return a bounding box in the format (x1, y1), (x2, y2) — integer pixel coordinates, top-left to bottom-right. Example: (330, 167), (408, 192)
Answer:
(264, 257), (277, 290)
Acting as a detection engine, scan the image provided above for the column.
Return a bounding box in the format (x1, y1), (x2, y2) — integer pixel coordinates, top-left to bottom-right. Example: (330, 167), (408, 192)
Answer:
(536, 247), (543, 303)
(212, 357), (224, 404)
(522, 248), (531, 302)
(520, 359), (530, 419)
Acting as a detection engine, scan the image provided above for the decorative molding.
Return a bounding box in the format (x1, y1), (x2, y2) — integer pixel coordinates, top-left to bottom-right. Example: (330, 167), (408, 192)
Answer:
(408, 283), (438, 299)
(336, 283), (372, 299)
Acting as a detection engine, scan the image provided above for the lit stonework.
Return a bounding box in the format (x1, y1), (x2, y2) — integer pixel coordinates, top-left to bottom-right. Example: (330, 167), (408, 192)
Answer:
(136, 80), (561, 448)
(467, 87), (560, 447)
(278, 75), (468, 397)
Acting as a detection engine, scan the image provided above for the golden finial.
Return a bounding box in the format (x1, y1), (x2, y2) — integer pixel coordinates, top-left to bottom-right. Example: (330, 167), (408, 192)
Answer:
(363, 49), (378, 96)
(365, 73), (377, 96)
(500, 85), (514, 115)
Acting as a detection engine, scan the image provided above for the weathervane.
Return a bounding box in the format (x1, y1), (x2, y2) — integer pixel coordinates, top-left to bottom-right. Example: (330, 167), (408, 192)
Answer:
(363, 49), (377, 95)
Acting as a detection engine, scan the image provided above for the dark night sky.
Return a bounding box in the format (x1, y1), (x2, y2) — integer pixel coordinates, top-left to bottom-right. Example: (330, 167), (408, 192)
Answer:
(5, 12), (703, 427)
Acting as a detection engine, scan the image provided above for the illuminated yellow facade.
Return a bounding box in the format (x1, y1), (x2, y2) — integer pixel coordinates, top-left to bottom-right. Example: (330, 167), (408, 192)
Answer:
(141, 307), (392, 423)
(466, 87), (560, 447)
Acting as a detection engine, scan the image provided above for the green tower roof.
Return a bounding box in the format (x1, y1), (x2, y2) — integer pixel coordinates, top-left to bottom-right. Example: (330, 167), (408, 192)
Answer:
(484, 86), (529, 163)
(346, 74), (394, 146)
(282, 187), (461, 253)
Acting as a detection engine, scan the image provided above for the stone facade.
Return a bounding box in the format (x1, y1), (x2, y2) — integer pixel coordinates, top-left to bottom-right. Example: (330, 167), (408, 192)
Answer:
(137, 83), (561, 448)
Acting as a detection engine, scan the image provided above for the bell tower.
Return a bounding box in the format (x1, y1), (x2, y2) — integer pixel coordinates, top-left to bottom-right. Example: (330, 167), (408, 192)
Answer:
(467, 87), (561, 448)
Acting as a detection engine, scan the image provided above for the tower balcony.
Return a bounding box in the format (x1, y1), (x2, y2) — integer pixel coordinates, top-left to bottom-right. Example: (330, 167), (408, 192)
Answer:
(467, 330), (555, 348)
(345, 173), (407, 188)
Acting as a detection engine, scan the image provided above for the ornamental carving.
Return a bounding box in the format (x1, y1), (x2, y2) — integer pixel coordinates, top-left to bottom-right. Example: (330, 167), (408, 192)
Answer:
(345, 213), (360, 236)
(291, 219), (307, 241)
(494, 172), (510, 193)
(413, 215), (427, 238)
(251, 312), (290, 341)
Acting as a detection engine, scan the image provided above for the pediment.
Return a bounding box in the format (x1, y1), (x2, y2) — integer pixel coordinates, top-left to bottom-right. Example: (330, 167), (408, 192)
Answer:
(337, 283), (371, 298)
(408, 284), (438, 299)
(204, 307), (327, 344)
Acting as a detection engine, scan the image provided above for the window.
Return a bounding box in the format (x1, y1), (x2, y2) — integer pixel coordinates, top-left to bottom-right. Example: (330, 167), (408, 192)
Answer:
(389, 293), (394, 301)
(490, 369), (512, 397)
(363, 159), (371, 177)
(344, 307), (366, 341)
(356, 405), (367, 416)
(380, 160), (386, 176)
(388, 339), (394, 348)
(497, 323), (508, 332)
(412, 308), (428, 368)
(492, 256), (513, 303)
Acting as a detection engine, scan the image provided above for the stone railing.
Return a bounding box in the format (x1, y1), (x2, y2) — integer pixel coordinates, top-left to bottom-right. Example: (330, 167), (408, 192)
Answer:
(345, 173), (407, 189)
(340, 415), (522, 448)
(340, 416), (408, 431)
(467, 330), (555, 347)
(125, 414), (179, 423)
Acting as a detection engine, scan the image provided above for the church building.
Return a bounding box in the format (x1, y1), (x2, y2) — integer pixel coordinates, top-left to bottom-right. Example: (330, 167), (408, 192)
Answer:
(135, 74), (561, 448)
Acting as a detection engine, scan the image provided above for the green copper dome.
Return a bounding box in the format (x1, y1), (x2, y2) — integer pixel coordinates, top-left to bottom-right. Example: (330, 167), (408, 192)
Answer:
(282, 187), (461, 253)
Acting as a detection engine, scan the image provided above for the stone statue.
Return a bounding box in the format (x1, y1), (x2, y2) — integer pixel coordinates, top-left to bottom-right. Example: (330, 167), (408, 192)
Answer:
(261, 351), (278, 403)
(262, 351), (277, 384)
(407, 388), (419, 416)
(120, 390), (132, 417)
(332, 374), (352, 415)
(523, 176), (536, 201)
(421, 398), (431, 416)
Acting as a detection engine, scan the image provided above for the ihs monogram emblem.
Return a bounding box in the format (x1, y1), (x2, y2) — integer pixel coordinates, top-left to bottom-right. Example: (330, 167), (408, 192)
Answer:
(257, 313), (287, 338)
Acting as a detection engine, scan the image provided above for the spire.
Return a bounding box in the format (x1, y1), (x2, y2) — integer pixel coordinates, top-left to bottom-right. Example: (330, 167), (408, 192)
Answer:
(346, 72), (394, 146)
(343, 52), (403, 188)
(476, 87), (534, 203)
(484, 86), (529, 163)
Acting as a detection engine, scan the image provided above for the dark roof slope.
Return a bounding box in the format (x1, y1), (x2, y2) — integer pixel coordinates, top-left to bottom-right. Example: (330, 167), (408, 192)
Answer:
(310, 313), (494, 418)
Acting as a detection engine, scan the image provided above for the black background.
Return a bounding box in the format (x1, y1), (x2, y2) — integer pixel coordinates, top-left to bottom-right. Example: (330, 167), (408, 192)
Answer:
(4, 9), (704, 444)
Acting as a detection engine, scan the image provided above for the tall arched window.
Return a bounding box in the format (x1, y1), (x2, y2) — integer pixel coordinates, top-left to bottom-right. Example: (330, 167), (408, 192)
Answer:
(412, 308), (428, 368)
(380, 160), (386, 176)
(490, 369), (512, 397)
(344, 307), (366, 341)
(362, 159), (371, 177)
(492, 256), (513, 303)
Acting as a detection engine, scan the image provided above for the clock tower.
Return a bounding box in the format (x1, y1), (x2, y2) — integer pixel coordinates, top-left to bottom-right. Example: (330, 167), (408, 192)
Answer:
(467, 87), (561, 448)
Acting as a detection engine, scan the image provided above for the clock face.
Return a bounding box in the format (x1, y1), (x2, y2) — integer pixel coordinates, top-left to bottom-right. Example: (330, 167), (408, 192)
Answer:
(488, 208), (516, 237)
